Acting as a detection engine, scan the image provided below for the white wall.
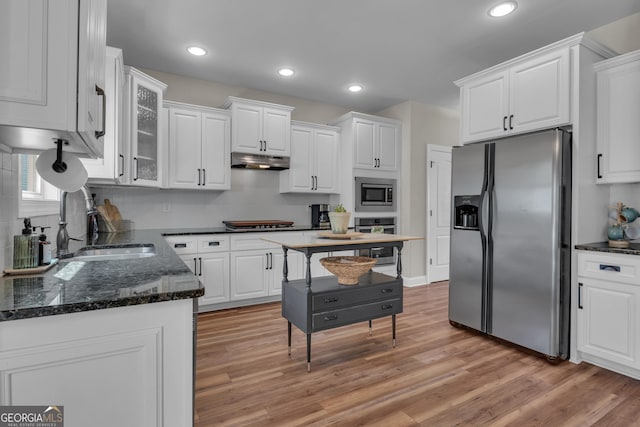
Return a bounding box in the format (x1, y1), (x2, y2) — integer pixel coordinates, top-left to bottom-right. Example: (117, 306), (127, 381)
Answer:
(377, 102), (459, 280)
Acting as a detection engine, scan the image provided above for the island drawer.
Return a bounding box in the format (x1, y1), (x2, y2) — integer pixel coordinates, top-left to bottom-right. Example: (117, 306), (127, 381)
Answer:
(312, 281), (403, 312)
(312, 298), (401, 331)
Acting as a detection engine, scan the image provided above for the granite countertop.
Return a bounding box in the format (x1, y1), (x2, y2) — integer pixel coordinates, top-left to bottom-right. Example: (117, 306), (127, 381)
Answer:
(575, 241), (640, 256)
(0, 230), (203, 322)
(0, 226), (327, 322)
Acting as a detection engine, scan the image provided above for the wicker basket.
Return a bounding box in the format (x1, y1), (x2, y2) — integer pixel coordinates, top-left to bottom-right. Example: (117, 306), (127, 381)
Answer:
(319, 256), (377, 285)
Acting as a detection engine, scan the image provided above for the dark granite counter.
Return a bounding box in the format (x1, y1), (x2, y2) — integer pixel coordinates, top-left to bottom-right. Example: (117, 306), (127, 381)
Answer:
(0, 226), (327, 322)
(0, 230), (203, 322)
(575, 241), (640, 256)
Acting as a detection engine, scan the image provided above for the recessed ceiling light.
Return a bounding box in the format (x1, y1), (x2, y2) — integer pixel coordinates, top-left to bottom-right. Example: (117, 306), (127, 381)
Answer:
(187, 46), (207, 56)
(277, 67), (295, 77)
(348, 84), (363, 93)
(488, 1), (517, 17)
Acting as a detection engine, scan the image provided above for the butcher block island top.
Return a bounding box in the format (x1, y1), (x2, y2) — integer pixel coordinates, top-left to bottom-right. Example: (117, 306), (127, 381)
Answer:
(261, 232), (422, 249)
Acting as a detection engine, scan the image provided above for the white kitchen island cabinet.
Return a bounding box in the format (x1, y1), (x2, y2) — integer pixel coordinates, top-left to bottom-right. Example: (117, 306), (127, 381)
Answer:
(224, 97), (294, 156)
(166, 101), (231, 190)
(594, 50), (640, 184)
(577, 250), (640, 379)
(126, 67), (167, 187)
(457, 41), (570, 144)
(0, 0), (106, 156)
(280, 121), (340, 194)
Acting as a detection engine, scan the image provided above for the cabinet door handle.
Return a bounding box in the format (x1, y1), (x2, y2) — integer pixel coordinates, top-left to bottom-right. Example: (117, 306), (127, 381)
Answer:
(599, 264), (621, 272)
(199, 257), (203, 276)
(197, 168), (201, 186)
(381, 288), (394, 294)
(597, 154), (603, 179)
(509, 114), (514, 130)
(314, 176), (318, 190)
(264, 140), (267, 151)
(503, 116), (508, 131)
(324, 297), (339, 303)
(381, 304), (394, 310)
(118, 154), (124, 177)
(95, 85), (106, 138)
(269, 252), (273, 269)
(323, 314), (338, 321)
(193, 257), (198, 276)
(578, 282), (583, 309)
(133, 157), (138, 181)
(202, 169), (206, 185)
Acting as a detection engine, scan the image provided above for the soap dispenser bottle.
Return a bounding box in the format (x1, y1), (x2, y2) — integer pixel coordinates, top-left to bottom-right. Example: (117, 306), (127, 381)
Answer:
(13, 218), (39, 269)
(38, 226), (52, 265)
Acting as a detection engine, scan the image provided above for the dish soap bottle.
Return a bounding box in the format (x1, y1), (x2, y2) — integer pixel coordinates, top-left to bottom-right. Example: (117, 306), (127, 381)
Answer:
(13, 218), (39, 269)
(38, 226), (52, 265)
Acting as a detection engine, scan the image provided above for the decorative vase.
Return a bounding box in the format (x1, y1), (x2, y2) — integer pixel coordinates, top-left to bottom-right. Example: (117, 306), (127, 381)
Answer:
(328, 212), (351, 234)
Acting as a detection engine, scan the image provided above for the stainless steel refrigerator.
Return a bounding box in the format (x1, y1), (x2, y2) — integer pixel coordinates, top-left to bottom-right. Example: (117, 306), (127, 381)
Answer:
(448, 128), (571, 360)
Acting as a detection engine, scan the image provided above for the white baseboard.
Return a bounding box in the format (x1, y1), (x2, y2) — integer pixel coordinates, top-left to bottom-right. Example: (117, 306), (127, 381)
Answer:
(403, 275), (428, 287)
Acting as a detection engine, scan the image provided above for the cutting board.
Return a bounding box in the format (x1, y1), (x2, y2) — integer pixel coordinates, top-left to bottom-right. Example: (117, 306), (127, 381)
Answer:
(104, 199), (122, 221)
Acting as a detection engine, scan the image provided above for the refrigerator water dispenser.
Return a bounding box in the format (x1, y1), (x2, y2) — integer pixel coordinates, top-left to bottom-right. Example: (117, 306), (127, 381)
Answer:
(454, 195), (480, 230)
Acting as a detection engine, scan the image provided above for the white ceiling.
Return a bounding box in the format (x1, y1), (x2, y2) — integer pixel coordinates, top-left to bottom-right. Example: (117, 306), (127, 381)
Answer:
(106, 0), (640, 112)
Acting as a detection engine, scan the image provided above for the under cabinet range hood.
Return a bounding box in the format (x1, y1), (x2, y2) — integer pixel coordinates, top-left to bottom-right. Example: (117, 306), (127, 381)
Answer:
(231, 152), (290, 170)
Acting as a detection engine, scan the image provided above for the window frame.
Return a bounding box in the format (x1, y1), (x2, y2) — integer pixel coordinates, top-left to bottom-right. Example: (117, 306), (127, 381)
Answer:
(18, 154), (60, 218)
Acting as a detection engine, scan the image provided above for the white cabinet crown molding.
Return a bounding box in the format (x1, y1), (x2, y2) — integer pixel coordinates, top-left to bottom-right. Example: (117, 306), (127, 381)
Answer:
(329, 111), (401, 127)
(454, 32), (616, 88)
(163, 100), (230, 116)
(222, 96), (294, 112)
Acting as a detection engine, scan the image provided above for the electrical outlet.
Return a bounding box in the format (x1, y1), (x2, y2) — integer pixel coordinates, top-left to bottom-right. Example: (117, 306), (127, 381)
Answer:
(162, 203), (170, 213)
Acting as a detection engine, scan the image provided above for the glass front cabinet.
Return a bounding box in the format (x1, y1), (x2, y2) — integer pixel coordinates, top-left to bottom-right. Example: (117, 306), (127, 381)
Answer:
(125, 66), (167, 187)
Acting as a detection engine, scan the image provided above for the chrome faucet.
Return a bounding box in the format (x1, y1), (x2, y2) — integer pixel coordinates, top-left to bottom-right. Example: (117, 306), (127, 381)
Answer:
(56, 185), (99, 257)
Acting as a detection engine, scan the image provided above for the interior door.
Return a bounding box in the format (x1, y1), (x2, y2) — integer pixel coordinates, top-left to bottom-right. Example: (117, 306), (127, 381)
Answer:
(427, 144), (452, 283)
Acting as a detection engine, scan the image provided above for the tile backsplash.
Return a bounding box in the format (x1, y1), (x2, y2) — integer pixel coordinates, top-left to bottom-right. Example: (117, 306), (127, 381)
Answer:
(0, 153), (87, 272)
(92, 169), (331, 230)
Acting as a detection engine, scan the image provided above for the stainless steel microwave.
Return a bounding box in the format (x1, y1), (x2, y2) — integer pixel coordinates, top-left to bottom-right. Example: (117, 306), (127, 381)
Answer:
(354, 177), (396, 212)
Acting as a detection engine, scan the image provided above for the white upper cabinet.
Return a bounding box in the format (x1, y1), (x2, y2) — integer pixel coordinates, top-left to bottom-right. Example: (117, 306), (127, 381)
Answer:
(595, 50), (640, 184)
(457, 43), (570, 144)
(332, 112), (401, 172)
(126, 67), (167, 188)
(82, 47), (127, 184)
(0, 0), (107, 156)
(224, 96), (294, 156)
(166, 101), (230, 190)
(280, 121), (340, 194)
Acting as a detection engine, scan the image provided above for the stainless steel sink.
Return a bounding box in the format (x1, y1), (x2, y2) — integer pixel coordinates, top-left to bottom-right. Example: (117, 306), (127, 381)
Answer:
(71, 244), (156, 261)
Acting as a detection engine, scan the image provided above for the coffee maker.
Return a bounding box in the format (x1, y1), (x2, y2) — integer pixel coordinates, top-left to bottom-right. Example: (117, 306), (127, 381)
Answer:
(310, 204), (330, 229)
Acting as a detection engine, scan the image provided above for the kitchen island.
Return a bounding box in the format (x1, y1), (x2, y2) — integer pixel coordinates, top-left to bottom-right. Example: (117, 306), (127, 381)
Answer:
(0, 230), (203, 427)
(262, 233), (422, 371)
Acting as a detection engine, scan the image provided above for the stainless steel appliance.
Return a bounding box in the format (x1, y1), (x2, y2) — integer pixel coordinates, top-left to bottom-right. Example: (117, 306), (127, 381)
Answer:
(355, 177), (396, 212)
(449, 128), (572, 360)
(310, 204), (330, 229)
(223, 220), (294, 230)
(354, 217), (396, 265)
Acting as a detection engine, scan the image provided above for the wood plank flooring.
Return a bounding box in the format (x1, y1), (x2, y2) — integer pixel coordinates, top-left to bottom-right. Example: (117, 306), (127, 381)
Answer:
(195, 282), (640, 426)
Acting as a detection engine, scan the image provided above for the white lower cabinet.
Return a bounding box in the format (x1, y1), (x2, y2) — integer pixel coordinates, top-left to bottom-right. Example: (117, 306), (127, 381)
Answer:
(577, 251), (640, 378)
(166, 235), (230, 308)
(0, 299), (194, 427)
(229, 233), (304, 299)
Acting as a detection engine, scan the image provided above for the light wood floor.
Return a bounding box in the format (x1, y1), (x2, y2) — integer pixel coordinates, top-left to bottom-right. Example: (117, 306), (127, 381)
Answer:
(195, 282), (640, 426)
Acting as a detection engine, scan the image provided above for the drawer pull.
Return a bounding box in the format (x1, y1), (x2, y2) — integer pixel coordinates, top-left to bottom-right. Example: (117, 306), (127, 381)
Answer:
(599, 264), (621, 272)
(323, 315), (338, 321)
(208, 241), (220, 247)
(381, 304), (394, 310)
(324, 297), (339, 303)
(174, 243), (187, 248)
(381, 288), (394, 294)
